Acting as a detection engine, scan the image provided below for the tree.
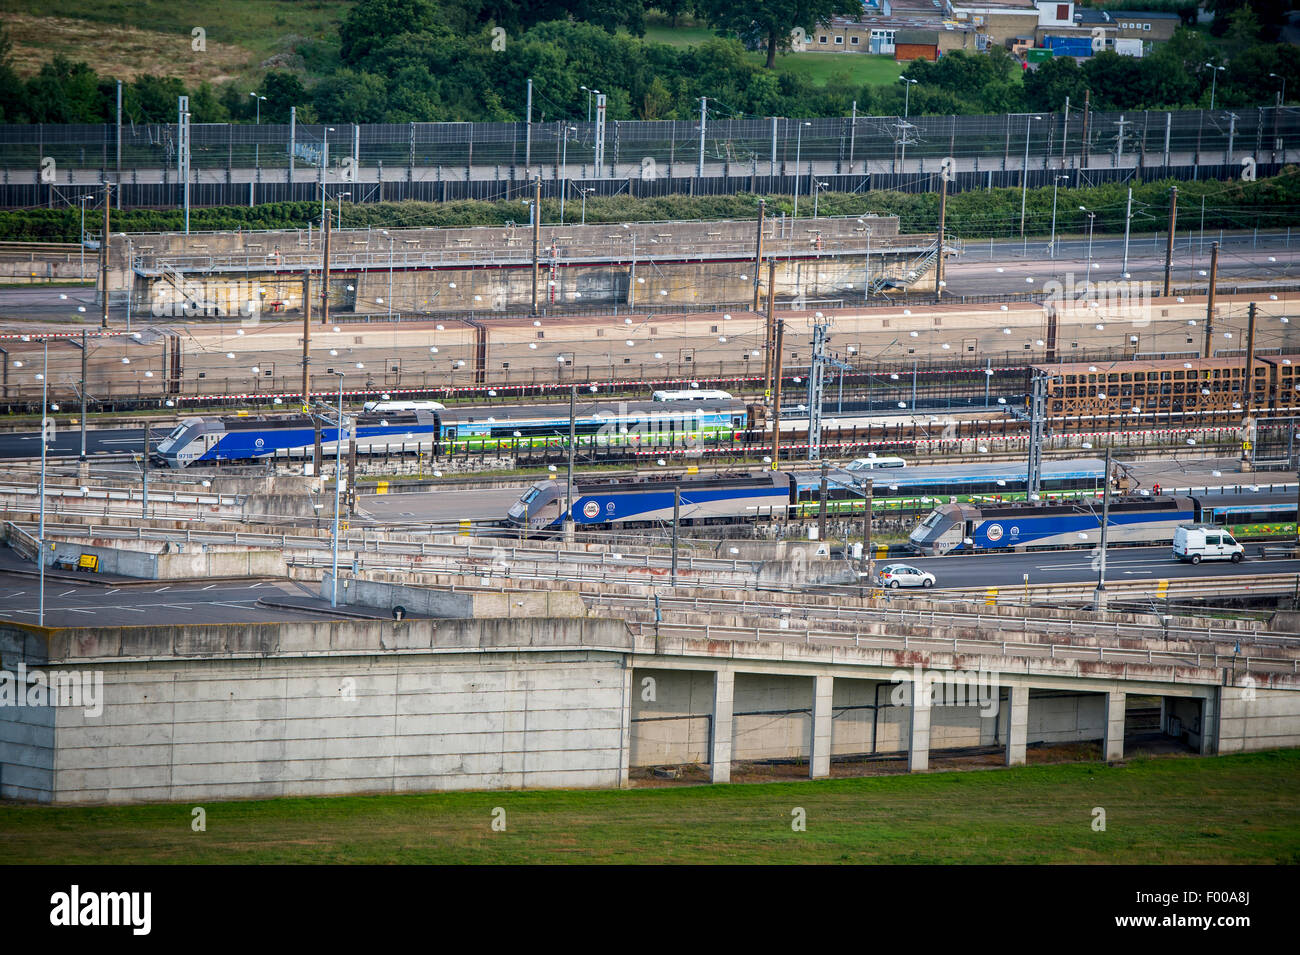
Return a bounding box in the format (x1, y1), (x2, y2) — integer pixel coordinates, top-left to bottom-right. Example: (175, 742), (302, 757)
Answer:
(313, 70), (390, 123)
(640, 75), (674, 119)
(261, 71), (308, 124)
(25, 57), (103, 123)
(0, 23), (26, 123)
(340, 0), (445, 67)
(1023, 57), (1087, 112)
(695, 0), (863, 69)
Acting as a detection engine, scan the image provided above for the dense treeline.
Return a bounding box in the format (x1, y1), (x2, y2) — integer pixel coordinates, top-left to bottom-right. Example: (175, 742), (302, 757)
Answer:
(0, 2), (1297, 127)
(5, 171), (1296, 243)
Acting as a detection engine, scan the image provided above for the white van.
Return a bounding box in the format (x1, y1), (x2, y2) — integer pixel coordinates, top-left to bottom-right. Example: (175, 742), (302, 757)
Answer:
(1172, 525), (1244, 564)
(844, 455), (907, 471)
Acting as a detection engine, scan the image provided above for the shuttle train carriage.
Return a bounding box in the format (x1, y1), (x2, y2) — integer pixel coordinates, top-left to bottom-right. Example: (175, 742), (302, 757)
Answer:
(794, 458), (1107, 502)
(504, 458), (1109, 531)
(507, 472), (792, 530)
(908, 488), (1297, 555)
(152, 398), (749, 467)
(153, 411), (440, 467)
(437, 397), (747, 440)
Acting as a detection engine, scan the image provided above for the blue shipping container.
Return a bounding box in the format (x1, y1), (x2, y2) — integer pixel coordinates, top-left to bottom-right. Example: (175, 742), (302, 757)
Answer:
(1043, 35), (1093, 57)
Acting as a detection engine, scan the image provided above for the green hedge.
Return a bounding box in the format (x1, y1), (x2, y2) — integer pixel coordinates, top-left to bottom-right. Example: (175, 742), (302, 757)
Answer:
(4, 169), (1297, 242)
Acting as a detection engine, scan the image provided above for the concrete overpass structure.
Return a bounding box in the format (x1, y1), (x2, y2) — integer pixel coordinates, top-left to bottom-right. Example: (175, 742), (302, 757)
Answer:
(3, 517), (1300, 804)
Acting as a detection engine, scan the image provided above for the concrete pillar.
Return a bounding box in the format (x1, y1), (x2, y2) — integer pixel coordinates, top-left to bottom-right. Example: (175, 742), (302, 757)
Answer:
(710, 670), (735, 784)
(908, 680), (931, 773)
(1199, 691), (1217, 756)
(1103, 691), (1126, 762)
(1006, 685), (1029, 767)
(618, 663), (633, 788)
(810, 675), (833, 779)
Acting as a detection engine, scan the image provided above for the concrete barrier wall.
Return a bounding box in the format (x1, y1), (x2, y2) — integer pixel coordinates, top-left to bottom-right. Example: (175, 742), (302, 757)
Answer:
(2, 616), (633, 804)
(40, 650), (629, 804)
(37, 541), (286, 580)
(321, 572), (587, 619)
(1217, 686), (1300, 754)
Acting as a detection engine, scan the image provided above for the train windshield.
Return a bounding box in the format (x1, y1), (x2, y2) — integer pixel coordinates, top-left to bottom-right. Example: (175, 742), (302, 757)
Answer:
(918, 511), (946, 531)
(520, 486), (542, 506)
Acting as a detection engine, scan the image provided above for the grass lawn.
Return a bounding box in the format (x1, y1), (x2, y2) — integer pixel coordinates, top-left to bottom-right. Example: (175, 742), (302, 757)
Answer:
(3, 750), (1298, 864)
(641, 20), (903, 88)
(752, 50), (905, 87)
(0, 0), (349, 83)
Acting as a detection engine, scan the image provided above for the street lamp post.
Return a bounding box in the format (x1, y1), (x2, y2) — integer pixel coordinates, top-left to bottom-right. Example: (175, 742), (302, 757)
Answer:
(1205, 63), (1225, 110)
(380, 230), (393, 318)
(1270, 72), (1287, 108)
(337, 191), (350, 229)
(1079, 205), (1096, 282)
(793, 121), (811, 218)
(1019, 114), (1042, 251)
(581, 86), (599, 123)
(813, 180), (828, 219)
(581, 187), (595, 226)
(250, 93), (266, 173)
(330, 371), (349, 607)
(1049, 174), (1067, 260)
(38, 338), (48, 626)
(899, 77), (918, 166)
(77, 194), (93, 279)
(321, 126), (336, 227)
(560, 126), (576, 224)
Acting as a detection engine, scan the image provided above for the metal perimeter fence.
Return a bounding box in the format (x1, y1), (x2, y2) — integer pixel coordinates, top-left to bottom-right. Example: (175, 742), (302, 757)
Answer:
(2, 106), (1297, 209)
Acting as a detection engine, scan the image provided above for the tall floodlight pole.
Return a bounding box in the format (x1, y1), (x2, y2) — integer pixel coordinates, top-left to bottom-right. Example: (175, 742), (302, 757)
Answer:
(38, 338), (48, 626)
(581, 86), (599, 123)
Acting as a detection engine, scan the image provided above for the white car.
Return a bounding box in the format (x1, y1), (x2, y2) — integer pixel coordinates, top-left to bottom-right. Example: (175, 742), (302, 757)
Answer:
(873, 563), (936, 589)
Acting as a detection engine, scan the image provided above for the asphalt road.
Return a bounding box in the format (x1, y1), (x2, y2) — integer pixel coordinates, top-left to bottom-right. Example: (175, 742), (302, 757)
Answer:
(891, 545), (1300, 590)
(0, 573), (341, 628)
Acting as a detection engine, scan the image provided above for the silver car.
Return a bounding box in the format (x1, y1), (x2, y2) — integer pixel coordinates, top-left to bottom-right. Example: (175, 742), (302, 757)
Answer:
(873, 563), (937, 589)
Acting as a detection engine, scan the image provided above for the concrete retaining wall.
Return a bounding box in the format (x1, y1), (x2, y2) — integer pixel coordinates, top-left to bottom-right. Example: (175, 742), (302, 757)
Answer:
(38, 541), (286, 580)
(1217, 685), (1300, 754)
(320, 572), (588, 619)
(1, 616), (633, 804)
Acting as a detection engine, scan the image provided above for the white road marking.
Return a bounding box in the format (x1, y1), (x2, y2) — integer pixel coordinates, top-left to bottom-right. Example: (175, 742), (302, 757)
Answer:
(104, 588), (119, 595)
(155, 586), (170, 592)
(111, 607), (146, 613)
(58, 589), (76, 597)
(249, 583), (263, 589)
(65, 609), (95, 614)
(201, 584), (216, 590)
(8, 591), (23, 597)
